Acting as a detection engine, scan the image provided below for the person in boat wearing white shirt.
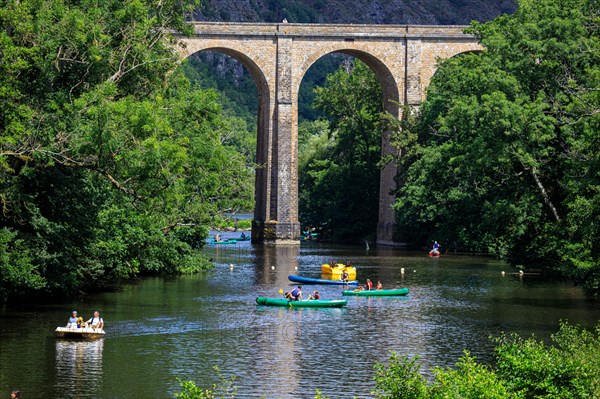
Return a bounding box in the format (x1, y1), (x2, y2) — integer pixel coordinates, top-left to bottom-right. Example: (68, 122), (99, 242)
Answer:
(86, 310), (104, 329)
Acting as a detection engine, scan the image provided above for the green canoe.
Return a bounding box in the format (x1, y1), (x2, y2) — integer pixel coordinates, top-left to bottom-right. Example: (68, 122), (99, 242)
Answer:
(256, 297), (347, 308)
(342, 288), (409, 297)
(210, 239), (237, 245)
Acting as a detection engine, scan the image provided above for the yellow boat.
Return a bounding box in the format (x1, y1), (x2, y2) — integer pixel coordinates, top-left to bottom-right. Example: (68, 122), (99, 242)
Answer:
(321, 263), (357, 280)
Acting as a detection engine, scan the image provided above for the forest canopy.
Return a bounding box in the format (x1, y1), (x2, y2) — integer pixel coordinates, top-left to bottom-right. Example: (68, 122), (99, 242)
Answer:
(394, 0), (600, 290)
(0, 0), (253, 300)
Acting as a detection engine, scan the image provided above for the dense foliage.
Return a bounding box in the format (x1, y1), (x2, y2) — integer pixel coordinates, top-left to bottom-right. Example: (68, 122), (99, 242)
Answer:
(299, 61), (383, 241)
(174, 367), (237, 399)
(394, 0), (600, 289)
(0, 0), (253, 301)
(372, 322), (600, 399)
(175, 322), (600, 399)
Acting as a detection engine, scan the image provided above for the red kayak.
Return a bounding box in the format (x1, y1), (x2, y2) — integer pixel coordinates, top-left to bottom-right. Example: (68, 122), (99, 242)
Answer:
(429, 250), (440, 257)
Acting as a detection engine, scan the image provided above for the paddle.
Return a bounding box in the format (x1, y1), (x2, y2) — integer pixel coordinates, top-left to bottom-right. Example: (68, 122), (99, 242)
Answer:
(279, 288), (290, 300)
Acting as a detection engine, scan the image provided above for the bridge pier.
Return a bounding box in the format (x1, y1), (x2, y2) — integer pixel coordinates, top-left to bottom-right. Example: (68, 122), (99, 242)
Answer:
(252, 34), (300, 244)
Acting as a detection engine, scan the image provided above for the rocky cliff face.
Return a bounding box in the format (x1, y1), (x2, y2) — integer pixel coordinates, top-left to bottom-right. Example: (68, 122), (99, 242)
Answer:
(187, 0), (518, 123)
(196, 0), (517, 25)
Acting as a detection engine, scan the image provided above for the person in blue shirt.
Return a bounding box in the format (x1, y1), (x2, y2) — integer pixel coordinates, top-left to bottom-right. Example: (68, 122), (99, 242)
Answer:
(66, 311), (79, 328)
(285, 286), (302, 301)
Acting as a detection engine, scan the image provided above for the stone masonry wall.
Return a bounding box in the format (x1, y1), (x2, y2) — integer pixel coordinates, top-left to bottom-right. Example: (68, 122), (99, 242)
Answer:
(175, 23), (482, 244)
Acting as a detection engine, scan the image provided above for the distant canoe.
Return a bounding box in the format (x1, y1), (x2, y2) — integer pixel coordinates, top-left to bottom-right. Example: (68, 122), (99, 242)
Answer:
(210, 239), (237, 245)
(236, 236), (251, 241)
(256, 297), (347, 308)
(288, 275), (359, 286)
(342, 288), (409, 297)
(55, 327), (105, 340)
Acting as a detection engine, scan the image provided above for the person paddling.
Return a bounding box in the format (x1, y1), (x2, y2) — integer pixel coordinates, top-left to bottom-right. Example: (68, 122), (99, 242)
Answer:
(376, 280), (383, 290)
(286, 285), (302, 301)
(429, 240), (441, 257)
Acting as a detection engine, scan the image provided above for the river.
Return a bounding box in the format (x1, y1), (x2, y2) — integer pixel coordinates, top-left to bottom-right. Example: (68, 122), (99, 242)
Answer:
(1, 242), (599, 399)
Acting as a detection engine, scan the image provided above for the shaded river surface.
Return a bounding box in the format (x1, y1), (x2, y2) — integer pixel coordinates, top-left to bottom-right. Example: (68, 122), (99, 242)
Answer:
(2, 241), (600, 399)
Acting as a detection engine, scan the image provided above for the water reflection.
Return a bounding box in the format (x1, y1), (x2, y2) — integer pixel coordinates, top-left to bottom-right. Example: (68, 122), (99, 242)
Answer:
(252, 245), (299, 287)
(1, 246), (599, 399)
(253, 307), (301, 397)
(54, 340), (103, 398)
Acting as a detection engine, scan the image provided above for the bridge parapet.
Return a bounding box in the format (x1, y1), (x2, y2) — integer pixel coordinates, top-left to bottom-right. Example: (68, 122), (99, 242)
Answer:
(190, 22), (473, 39)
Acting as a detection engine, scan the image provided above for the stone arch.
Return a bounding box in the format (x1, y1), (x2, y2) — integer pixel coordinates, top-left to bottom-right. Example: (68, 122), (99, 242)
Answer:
(410, 40), (484, 104)
(293, 46), (403, 243)
(172, 24), (482, 245)
(424, 48), (484, 99)
(294, 47), (401, 116)
(175, 41), (276, 235)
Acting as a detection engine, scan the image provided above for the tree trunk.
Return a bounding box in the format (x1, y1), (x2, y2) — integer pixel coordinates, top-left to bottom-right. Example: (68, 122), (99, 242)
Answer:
(528, 167), (560, 222)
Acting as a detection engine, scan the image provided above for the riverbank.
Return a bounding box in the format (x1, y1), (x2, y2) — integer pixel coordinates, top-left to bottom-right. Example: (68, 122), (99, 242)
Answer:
(210, 226), (252, 232)
(210, 215), (253, 232)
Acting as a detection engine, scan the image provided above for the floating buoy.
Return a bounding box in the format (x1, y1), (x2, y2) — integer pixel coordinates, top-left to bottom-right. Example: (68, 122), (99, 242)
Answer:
(401, 268), (405, 274)
(501, 271), (505, 276)
(294, 266), (298, 270)
(519, 270), (524, 275)
(271, 266), (275, 270)
(229, 264), (234, 270)
(413, 270), (417, 273)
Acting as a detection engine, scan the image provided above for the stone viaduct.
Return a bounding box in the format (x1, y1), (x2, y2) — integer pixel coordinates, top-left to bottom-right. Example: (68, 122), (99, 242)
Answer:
(175, 22), (482, 245)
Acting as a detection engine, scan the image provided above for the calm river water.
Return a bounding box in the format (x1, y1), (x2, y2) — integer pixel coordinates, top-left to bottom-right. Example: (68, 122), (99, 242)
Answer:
(1, 242), (599, 399)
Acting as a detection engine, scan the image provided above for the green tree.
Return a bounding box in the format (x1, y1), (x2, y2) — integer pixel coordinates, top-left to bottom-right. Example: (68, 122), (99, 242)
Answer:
(0, 228), (45, 300)
(0, 0), (254, 300)
(299, 60), (383, 241)
(495, 322), (600, 398)
(372, 322), (599, 399)
(393, 0), (600, 288)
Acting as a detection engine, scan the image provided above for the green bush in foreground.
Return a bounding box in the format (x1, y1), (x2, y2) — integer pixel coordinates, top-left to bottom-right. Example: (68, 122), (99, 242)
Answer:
(175, 322), (600, 398)
(175, 368), (237, 399)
